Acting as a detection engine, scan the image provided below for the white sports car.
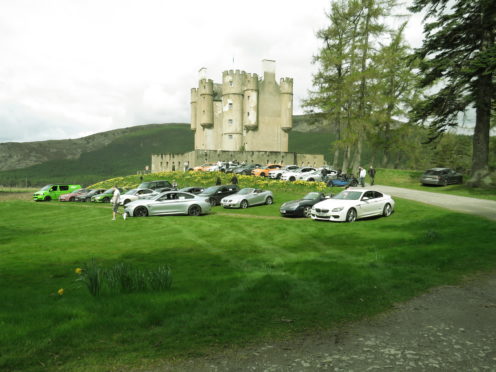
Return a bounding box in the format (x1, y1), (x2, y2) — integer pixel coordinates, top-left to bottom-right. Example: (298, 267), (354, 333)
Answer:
(281, 167), (316, 181)
(119, 188), (158, 205)
(311, 188), (395, 222)
(220, 188), (273, 209)
(298, 168), (338, 182)
(268, 165), (299, 179)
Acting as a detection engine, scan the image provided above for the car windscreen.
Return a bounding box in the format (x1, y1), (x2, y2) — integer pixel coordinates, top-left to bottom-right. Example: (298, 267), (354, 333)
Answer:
(424, 170), (441, 175)
(124, 189), (137, 195)
(303, 192), (321, 200)
(201, 186), (219, 194)
(138, 182), (151, 188)
(40, 185), (51, 191)
(238, 188), (254, 195)
(104, 188), (114, 194)
(333, 191), (362, 200)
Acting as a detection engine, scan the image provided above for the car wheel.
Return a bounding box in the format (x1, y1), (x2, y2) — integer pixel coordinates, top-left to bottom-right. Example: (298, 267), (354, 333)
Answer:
(124, 199), (131, 205)
(303, 206), (311, 218)
(240, 200), (248, 209)
(443, 178), (448, 186)
(103, 197), (110, 203)
(265, 196), (273, 205)
(289, 176), (295, 182)
(44, 196), (51, 201)
(260, 173), (266, 177)
(276, 174), (281, 179)
(383, 203), (392, 217)
(188, 205), (201, 216)
(350, 180), (358, 187)
(69, 197), (75, 202)
(346, 208), (357, 222)
(308, 178), (314, 182)
(133, 206), (148, 217)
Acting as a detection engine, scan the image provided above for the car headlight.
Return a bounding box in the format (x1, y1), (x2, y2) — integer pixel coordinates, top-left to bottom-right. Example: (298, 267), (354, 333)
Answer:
(332, 207), (344, 212)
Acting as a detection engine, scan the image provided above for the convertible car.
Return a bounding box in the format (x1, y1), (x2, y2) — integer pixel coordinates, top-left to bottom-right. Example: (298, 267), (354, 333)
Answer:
(220, 188), (273, 209)
(311, 188), (395, 222)
(123, 191), (211, 217)
(280, 192), (327, 217)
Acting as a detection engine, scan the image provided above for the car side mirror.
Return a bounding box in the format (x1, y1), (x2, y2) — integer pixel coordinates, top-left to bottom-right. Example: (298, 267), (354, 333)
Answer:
(362, 197), (369, 201)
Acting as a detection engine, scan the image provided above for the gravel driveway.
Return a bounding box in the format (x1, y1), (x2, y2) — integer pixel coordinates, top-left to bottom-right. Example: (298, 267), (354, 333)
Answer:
(369, 185), (496, 221)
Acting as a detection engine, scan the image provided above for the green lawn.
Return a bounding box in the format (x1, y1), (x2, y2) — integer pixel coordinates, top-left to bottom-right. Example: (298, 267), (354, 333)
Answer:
(1, 183), (496, 371)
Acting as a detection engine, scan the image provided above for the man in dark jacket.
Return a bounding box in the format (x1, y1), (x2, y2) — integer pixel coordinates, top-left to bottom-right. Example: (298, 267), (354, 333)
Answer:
(369, 166), (376, 186)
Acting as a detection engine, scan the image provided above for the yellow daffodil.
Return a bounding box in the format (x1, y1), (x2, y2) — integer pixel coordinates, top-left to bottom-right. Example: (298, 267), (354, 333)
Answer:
(75, 268), (83, 275)
(57, 288), (64, 296)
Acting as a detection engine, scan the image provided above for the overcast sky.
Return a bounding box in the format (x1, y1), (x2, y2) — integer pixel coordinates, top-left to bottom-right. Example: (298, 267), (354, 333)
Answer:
(0, 0), (424, 143)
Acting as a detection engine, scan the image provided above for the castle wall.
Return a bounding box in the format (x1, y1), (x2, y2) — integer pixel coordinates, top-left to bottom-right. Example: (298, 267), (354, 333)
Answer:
(151, 150), (325, 173)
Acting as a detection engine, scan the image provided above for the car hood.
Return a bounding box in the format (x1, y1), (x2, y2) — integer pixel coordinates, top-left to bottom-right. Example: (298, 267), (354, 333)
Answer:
(222, 194), (251, 201)
(312, 199), (360, 209)
(281, 199), (302, 207)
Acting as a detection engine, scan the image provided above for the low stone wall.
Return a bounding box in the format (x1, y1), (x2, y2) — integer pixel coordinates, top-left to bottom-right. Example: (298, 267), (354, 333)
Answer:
(151, 150), (325, 172)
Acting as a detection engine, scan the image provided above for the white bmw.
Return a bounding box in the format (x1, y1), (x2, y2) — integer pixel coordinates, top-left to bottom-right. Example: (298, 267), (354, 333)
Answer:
(311, 188), (395, 222)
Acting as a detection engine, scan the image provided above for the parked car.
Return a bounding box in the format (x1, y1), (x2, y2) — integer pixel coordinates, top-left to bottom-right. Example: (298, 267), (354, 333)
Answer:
(280, 192), (327, 218)
(281, 167), (316, 181)
(233, 164), (261, 175)
(59, 188), (90, 202)
(252, 164), (282, 177)
(311, 189), (395, 222)
(33, 184), (82, 202)
(75, 188), (105, 202)
(119, 188), (157, 205)
(197, 184), (240, 206)
(193, 163), (215, 172)
(221, 188), (273, 209)
(420, 168), (463, 186)
(91, 188), (125, 203)
(178, 187), (205, 195)
(327, 174), (358, 187)
(298, 168), (338, 182)
(138, 180), (172, 190)
(123, 191), (211, 217)
(268, 165), (299, 179)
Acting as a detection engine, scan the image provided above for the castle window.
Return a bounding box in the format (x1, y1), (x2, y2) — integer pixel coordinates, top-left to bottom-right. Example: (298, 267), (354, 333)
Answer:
(228, 102), (233, 109)
(247, 112), (250, 117)
(228, 135), (233, 139)
(228, 119), (233, 125)
(229, 81), (233, 87)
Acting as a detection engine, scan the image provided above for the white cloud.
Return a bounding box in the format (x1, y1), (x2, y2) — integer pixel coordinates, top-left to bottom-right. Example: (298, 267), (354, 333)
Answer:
(0, 0), (423, 142)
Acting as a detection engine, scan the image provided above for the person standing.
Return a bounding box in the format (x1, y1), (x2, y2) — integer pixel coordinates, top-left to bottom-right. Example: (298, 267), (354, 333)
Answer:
(231, 175), (238, 185)
(358, 167), (367, 187)
(369, 166), (376, 186)
(216, 176), (222, 185)
(172, 180), (178, 190)
(110, 185), (121, 221)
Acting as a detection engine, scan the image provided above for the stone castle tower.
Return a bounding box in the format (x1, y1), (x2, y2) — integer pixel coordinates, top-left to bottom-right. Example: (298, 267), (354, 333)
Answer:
(190, 60), (293, 152)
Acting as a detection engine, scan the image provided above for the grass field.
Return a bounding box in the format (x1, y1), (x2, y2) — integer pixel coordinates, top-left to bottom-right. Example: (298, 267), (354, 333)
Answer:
(1, 176), (496, 372)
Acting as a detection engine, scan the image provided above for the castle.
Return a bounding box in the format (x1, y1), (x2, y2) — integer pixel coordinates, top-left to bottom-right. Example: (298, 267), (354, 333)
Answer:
(151, 60), (324, 172)
(191, 60), (293, 152)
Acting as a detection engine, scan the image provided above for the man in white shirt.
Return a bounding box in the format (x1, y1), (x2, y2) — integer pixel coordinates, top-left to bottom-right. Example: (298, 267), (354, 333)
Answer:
(111, 185), (121, 220)
(359, 167), (367, 187)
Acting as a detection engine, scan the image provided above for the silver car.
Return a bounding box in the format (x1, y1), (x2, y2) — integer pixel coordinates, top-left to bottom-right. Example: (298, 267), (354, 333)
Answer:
(123, 191), (211, 217)
(221, 188), (274, 209)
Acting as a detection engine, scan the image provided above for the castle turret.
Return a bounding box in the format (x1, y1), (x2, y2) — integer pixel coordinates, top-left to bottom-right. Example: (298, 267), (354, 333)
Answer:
(243, 73), (258, 130)
(221, 70), (245, 150)
(198, 79), (214, 128)
(280, 77), (293, 133)
(190, 88), (198, 131)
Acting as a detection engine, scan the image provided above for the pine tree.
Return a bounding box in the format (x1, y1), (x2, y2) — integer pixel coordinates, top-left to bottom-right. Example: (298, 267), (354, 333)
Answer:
(410, 0), (496, 184)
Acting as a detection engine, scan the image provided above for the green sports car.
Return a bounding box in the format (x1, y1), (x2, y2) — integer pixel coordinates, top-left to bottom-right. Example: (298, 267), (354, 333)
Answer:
(91, 188), (125, 203)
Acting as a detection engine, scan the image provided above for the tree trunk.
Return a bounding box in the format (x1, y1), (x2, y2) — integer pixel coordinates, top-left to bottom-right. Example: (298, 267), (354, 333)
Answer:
(332, 147), (340, 169)
(342, 146), (352, 174)
(352, 138), (362, 171)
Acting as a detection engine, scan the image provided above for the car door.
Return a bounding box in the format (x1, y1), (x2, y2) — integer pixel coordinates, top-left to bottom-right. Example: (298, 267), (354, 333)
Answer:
(372, 191), (387, 215)
(150, 193), (181, 215)
(359, 191), (377, 217)
(250, 189), (264, 205)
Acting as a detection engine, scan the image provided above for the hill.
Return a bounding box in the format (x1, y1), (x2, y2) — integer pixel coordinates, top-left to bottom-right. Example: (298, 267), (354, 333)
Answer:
(0, 116), (333, 186)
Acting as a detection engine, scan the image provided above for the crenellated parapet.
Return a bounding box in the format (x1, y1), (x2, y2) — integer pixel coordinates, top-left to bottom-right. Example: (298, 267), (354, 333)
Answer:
(279, 77), (293, 94)
(243, 73), (259, 91)
(199, 79), (214, 128)
(222, 70), (246, 95)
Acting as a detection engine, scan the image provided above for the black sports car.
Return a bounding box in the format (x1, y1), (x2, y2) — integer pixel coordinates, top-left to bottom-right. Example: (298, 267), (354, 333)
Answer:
(179, 186), (205, 195)
(197, 184), (240, 206)
(420, 168), (463, 186)
(280, 192), (327, 218)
